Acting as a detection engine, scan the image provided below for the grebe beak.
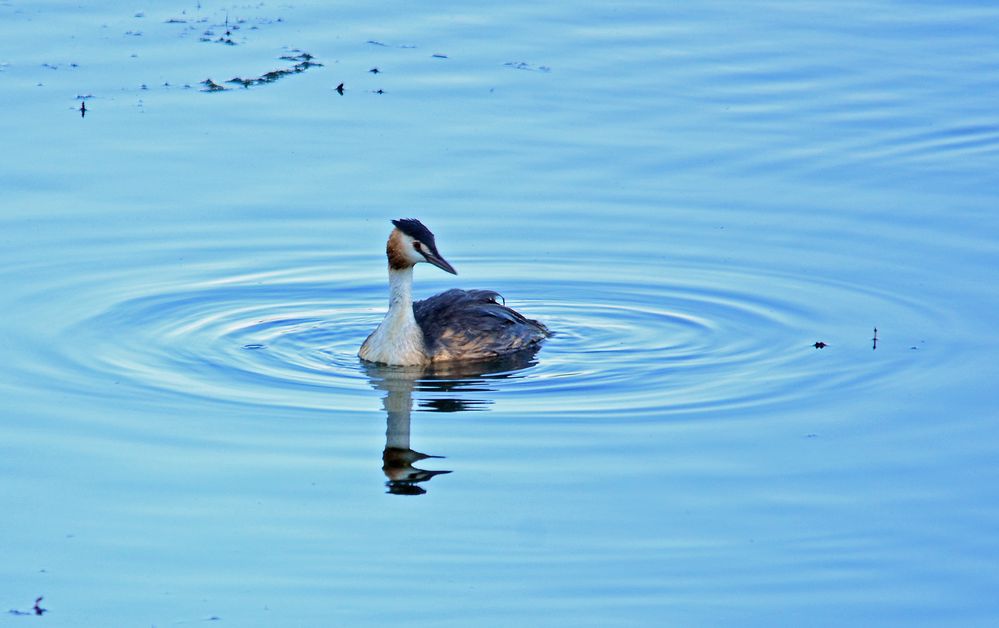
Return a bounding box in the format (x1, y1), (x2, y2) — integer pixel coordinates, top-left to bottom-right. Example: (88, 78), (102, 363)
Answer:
(424, 250), (457, 275)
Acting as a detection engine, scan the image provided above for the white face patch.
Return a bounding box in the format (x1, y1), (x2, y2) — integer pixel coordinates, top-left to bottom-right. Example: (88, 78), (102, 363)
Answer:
(387, 230), (426, 269)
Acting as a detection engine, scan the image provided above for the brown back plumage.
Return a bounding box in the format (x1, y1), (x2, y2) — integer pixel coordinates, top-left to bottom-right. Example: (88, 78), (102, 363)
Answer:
(413, 289), (549, 362)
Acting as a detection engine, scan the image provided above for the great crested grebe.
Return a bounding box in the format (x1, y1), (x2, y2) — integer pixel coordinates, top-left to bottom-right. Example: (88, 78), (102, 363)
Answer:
(359, 219), (549, 366)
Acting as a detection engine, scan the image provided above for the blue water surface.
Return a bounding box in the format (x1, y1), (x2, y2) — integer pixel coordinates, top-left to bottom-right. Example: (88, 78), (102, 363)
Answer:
(2, 1), (999, 626)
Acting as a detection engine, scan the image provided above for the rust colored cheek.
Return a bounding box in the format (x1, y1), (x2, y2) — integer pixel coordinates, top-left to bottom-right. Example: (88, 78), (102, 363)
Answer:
(386, 239), (411, 270)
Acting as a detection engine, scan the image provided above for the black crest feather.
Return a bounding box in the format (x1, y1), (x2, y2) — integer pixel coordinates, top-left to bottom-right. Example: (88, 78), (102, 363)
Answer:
(392, 218), (438, 250)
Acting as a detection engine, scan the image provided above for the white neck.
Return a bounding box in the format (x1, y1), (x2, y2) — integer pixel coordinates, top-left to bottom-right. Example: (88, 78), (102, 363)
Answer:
(359, 266), (429, 365)
(388, 266), (414, 311)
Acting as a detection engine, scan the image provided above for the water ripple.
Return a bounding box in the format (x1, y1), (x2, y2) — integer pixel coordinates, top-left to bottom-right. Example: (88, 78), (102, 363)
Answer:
(53, 258), (937, 420)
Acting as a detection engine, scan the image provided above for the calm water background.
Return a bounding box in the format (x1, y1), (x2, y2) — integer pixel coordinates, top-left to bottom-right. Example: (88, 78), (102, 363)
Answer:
(3, 1), (999, 625)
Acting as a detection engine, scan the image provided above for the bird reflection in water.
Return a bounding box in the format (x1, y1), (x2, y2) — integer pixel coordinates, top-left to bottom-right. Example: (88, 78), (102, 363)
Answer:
(362, 348), (542, 495)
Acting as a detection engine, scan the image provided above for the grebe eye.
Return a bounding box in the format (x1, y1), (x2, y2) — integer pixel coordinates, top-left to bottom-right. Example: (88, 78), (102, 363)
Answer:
(413, 241), (423, 252)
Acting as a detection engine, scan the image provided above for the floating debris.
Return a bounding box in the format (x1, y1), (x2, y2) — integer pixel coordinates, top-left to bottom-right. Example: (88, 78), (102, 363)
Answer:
(76, 94), (91, 118)
(369, 67), (380, 74)
(8, 597), (46, 616)
(813, 341), (828, 349)
(206, 52), (323, 91)
(366, 40), (415, 49)
(504, 61), (551, 73)
(872, 326), (878, 351)
(197, 14), (281, 45)
(220, 34), (238, 46)
(280, 51), (314, 62)
(335, 82), (344, 95)
(432, 53), (448, 59)
(201, 25), (237, 46)
(200, 78), (226, 92)
(40, 61), (80, 71)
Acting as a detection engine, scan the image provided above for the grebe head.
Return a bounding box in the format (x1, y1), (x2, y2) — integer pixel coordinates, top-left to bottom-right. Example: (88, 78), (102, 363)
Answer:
(388, 218), (457, 275)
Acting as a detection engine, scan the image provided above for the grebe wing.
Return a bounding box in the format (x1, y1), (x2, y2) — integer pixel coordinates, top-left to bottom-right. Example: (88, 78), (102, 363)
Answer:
(414, 289), (549, 361)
